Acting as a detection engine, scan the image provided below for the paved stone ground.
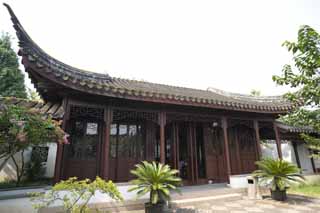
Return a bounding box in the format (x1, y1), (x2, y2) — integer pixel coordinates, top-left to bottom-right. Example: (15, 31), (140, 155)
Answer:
(173, 195), (320, 213)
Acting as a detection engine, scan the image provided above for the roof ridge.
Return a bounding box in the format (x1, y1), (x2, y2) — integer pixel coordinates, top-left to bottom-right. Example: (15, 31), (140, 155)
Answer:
(3, 3), (288, 101)
(113, 77), (285, 100)
(4, 3), (298, 113)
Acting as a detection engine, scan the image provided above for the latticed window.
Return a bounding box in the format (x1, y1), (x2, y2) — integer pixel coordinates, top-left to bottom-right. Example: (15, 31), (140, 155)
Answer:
(67, 106), (104, 160)
(113, 109), (158, 123)
(109, 109), (157, 161)
(69, 105), (104, 120)
(31, 146), (49, 163)
(110, 123), (145, 159)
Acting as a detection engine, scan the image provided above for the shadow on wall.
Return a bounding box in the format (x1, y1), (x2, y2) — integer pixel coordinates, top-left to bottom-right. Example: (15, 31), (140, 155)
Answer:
(0, 143), (57, 181)
(0, 148), (32, 181)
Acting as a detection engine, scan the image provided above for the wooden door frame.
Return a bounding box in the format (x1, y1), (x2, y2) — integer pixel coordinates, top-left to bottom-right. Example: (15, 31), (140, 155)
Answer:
(173, 122), (200, 185)
(62, 119), (103, 180)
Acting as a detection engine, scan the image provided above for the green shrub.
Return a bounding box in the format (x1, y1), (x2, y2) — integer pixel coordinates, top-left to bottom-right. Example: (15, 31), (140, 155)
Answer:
(253, 158), (305, 191)
(128, 161), (182, 204)
(30, 177), (123, 213)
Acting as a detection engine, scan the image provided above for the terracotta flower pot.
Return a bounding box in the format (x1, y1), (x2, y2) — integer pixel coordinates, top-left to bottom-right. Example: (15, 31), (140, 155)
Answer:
(271, 189), (287, 201)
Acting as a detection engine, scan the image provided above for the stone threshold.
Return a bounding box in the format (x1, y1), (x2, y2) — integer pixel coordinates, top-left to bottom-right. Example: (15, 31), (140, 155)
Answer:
(0, 182), (129, 200)
(0, 186), (50, 200)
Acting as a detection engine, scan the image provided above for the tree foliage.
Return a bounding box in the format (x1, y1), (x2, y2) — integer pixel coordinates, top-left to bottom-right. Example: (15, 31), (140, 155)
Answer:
(250, 89), (261, 96)
(0, 104), (67, 185)
(30, 177), (123, 213)
(273, 25), (320, 156)
(0, 33), (27, 98)
(27, 88), (41, 101)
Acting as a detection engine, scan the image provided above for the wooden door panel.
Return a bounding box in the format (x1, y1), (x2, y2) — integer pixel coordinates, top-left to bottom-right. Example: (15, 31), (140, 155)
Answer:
(116, 158), (139, 182)
(108, 158), (116, 180)
(240, 153), (256, 173)
(205, 156), (217, 180)
(109, 123), (146, 182)
(64, 160), (97, 180)
(63, 120), (101, 180)
(204, 126), (228, 183)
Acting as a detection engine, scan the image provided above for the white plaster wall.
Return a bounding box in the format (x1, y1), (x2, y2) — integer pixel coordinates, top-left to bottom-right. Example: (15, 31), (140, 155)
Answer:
(261, 140), (297, 164)
(261, 140), (279, 160)
(297, 143), (314, 174)
(261, 140), (314, 174)
(282, 142), (297, 164)
(44, 143), (57, 178)
(314, 158), (320, 170)
(0, 143), (57, 181)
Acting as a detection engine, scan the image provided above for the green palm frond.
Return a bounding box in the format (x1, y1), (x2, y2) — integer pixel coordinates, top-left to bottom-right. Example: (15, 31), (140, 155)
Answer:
(252, 158), (305, 190)
(128, 161), (182, 204)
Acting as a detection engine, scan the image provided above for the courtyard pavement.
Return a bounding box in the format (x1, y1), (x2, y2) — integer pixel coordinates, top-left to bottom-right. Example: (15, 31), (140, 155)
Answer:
(0, 184), (319, 212)
(172, 195), (320, 213)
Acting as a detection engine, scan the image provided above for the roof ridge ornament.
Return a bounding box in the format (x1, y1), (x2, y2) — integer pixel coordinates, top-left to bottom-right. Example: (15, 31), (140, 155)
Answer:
(4, 3), (112, 81)
(3, 3), (34, 46)
(206, 87), (283, 101)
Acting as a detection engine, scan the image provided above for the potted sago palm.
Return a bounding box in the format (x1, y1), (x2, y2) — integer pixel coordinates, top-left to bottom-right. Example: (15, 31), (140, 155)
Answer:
(253, 158), (305, 201)
(128, 161), (182, 213)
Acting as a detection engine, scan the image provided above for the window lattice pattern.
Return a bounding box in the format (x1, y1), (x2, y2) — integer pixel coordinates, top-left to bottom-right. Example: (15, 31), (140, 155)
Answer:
(228, 119), (254, 129)
(167, 113), (220, 124)
(113, 109), (158, 123)
(32, 146), (49, 163)
(69, 105), (104, 120)
(67, 121), (100, 160)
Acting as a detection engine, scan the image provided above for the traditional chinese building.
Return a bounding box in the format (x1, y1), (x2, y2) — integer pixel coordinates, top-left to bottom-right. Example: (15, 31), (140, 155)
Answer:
(4, 4), (318, 185)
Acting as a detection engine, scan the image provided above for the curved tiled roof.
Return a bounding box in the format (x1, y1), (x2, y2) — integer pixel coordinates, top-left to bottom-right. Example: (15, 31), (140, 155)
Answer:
(275, 121), (318, 134)
(0, 96), (64, 119)
(4, 3), (300, 113)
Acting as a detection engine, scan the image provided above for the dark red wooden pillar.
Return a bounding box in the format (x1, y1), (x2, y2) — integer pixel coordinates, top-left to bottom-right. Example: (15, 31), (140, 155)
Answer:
(54, 97), (69, 183)
(101, 106), (112, 179)
(309, 149), (317, 173)
(193, 123), (198, 183)
(222, 117), (231, 183)
(253, 120), (262, 160)
(159, 111), (166, 164)
(175, 123), (180, 170)
(234, 129), (241, 173)
(54, 144), (64, 183)
(172, 123), (178, 169)
(188, 122), (195, 184)
(273, 123), (282, 159)
(292, 141), (301, 169)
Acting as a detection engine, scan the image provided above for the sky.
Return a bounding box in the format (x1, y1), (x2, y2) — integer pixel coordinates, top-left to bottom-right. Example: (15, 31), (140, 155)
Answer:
(1, 0), (320, 96)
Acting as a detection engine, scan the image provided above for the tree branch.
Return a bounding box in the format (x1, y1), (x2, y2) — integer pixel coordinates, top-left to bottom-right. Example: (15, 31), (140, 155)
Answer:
(11, 155), (20, 186)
